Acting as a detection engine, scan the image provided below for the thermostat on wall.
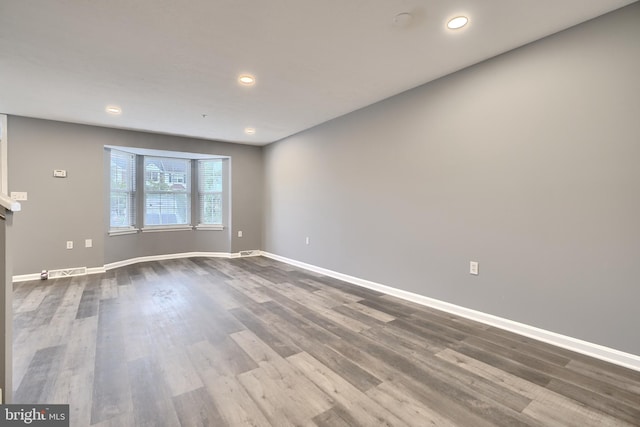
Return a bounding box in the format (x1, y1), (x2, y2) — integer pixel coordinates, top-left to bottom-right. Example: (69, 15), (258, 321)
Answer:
(53, 169), (67, 178)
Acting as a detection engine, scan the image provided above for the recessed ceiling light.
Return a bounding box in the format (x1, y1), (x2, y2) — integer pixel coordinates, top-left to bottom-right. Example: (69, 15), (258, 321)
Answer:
(244, 127), (256, 135)
(106, 105), (122, 115)
(238, 74), (256, 86)
(447, 16), (469, 30)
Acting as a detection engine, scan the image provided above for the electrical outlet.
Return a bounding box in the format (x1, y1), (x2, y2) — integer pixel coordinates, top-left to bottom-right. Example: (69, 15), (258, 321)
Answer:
(238, 230), (243, 237)
(66, 241), (73, 250)
(470, 261), (479, 275)
(305, 236), (310, 245)
(85, 239), (93, 248)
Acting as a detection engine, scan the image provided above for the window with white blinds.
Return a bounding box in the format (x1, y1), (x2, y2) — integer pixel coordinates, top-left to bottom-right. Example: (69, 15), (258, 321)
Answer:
(144, 157), (191, 226)
(110, 149), (136, 229)
(108, 147), (228, 233)
(198, 159), (223, 225)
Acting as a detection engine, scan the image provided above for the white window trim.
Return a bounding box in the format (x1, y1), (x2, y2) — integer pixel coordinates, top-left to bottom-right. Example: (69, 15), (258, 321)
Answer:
(141, 225), (193, 233)
(109, 148), (137, 231)
(195, 224), (225, 231)
(108, 227), (139, 236)
(197, 158), (224, 227)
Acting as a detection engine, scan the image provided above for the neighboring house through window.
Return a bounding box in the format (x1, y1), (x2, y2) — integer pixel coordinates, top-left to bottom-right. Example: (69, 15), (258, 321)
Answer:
(144, 156), (190, 226)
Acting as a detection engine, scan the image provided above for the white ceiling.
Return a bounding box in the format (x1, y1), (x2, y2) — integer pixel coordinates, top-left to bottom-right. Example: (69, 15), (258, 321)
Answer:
(0, 0), (636, 145)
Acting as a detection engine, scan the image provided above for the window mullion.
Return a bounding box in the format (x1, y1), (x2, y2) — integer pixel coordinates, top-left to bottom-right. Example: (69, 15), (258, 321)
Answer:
(136, 154), (144, 228)
(191, 159), (198, 227)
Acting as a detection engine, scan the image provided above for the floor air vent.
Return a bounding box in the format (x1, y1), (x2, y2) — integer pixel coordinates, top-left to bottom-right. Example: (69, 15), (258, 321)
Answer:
(239, 250), (256, 257)
(48, 267), (88, 279)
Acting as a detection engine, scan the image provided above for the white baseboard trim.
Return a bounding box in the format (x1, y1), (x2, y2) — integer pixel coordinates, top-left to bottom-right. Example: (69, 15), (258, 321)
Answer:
(88, 266), (107, 275)
(104, 250), (260, 270)
(13, 273), (40, 282)
(13, 250), (261, 281)
(13, 266), (106, 283)
(104, 251), (230, 270)
(260, 251), (640, 372)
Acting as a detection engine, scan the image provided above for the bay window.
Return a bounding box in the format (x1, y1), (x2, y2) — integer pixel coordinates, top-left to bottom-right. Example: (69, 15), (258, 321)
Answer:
(108, 147), (228, 233)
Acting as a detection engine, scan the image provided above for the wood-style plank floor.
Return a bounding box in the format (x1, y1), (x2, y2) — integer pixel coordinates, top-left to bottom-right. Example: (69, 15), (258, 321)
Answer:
(12, 256), (640, 426)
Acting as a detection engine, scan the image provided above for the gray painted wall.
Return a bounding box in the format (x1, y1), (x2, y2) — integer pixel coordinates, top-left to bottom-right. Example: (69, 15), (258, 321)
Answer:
(264, 4), (640, 355)
(8, 117), (263, 274)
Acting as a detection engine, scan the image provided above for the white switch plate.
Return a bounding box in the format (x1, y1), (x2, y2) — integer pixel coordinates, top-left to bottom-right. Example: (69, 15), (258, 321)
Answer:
(66, 241), (73, 250)
(238, 230), (243, 237)
(470, 261), (479, 275)
(10, 192), (27, 201)
(53, 169), (67, 178)
(85, 239), (93, 248)
(305, 236), (310, 245)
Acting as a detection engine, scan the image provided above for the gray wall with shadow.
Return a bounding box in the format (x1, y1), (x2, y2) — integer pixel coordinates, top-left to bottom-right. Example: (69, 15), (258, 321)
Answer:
(8, 117), (263, 274)
(263, 4), (640, 355)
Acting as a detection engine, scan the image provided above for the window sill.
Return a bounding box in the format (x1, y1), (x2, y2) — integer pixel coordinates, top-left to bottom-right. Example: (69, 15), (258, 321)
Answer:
(109, 228), (139, 236)
(141, 225), (193, 233)
(195, 224), (225, 231)
(109, 225), (222, 235)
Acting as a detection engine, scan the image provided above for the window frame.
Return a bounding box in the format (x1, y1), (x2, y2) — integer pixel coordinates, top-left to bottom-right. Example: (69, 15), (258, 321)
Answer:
(142, 156), (192, 230)
(196, 158), (225, 230)
(107, 146), (229, 235)
(109, 149), (137, 234)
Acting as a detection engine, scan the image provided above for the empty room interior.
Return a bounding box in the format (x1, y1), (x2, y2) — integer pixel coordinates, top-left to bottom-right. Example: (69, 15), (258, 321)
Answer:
(1, 1), (640, 426)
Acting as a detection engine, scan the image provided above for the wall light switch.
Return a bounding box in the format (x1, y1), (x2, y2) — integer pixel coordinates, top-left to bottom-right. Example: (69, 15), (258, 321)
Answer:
(66, 241), (73, 250)
(10, 192), (27, 201)
(85, 239), (93, 248)
(305, 237), (310, 245)
(470, 261), (479, 275)
(238, 230), (243, 238)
